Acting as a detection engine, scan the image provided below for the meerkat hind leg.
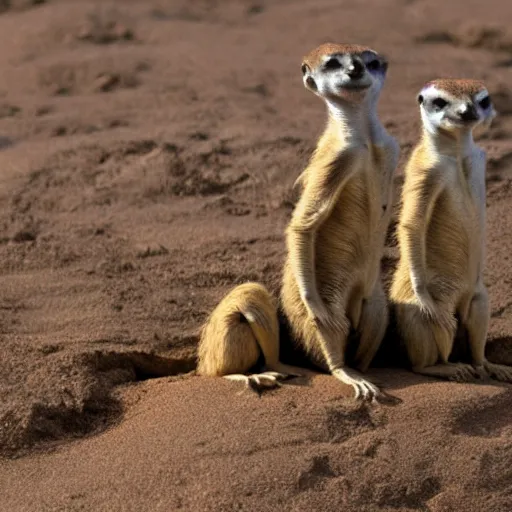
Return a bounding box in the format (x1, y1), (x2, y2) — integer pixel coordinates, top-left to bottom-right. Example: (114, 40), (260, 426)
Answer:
(400, 305), (478, 382)
(413, 362), (478, 382)
(353, 281), (388, 372)
(223, 361), (302, 394)
(224, 371), (292, 393)
(462, 288), (512, 382)
(267, 361), (303, 378)
(483, 362), (512, 383)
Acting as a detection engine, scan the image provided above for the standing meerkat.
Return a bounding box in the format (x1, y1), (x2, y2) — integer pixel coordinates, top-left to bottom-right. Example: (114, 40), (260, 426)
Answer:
(390, 78), (512, 382)
(198, 43), (399, 399)
(280, 43), (399, 399)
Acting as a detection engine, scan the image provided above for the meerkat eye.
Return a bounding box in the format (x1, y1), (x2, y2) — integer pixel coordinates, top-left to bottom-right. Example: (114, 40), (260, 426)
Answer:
(432, 97), (449, 109)
(478, 96), (491, 109)
(366, 59), (380, 71)
(324, 58), (341, 70)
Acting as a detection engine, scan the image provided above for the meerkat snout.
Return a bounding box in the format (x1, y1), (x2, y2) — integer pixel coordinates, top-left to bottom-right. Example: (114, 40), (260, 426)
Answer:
(458, 103), (479, 122)
(346, 57), (365, 79)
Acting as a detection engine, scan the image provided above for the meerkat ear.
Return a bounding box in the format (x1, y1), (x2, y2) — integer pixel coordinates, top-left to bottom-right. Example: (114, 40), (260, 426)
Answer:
(306, 76), (317, 91)
(377, 54), (389, 74)
(417, 94), (424, 105)
(301, 63), (317, 92)
(483, 105), (497, 130)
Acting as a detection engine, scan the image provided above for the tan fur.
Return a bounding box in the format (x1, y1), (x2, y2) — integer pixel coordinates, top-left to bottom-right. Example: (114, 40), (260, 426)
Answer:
(424, 78), (486, 98)
(197, 44), (399, 398)
(281, 113), (394, 371)
(390, 79), (512, 383)
(281, 46), (399, 399)
(197, 282), (290, 377)
(302, 43), (375, 69)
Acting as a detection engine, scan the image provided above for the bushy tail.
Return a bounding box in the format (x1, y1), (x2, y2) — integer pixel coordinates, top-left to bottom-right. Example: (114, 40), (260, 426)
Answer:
(242, 300), (280, 369)
(197, 282), (280, 376)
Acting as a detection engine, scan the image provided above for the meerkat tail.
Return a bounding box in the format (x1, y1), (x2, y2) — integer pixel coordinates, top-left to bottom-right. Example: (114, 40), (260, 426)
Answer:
(221, 299), (301, 393)
(242, 306), (302, 377)
(241, 305), (279, 366)
(197, 282), (301, 390)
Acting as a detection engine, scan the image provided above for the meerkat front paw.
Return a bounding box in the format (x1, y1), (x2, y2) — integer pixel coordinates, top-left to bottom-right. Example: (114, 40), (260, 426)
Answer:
(331, 368), (380, 401)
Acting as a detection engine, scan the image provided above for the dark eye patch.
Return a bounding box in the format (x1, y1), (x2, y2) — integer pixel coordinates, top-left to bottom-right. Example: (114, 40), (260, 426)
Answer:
(432, 97), (449, 109)
(324, 58), (341, 70)
(366, 59), (380, 71)
(478, 96), (491, 109)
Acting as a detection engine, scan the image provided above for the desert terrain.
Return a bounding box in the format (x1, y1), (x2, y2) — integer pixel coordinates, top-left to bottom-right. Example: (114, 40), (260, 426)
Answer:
(1, 0), (512, 511)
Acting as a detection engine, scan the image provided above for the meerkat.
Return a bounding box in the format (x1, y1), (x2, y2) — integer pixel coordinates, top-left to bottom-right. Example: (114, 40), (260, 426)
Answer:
(197, 43), (399, 399)
(390, 78), (512, 383)
(280, 43), (399, 400)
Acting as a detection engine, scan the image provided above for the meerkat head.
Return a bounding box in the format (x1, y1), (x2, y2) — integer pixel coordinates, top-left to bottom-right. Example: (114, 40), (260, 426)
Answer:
(417, 79), (496, 135)
(301, 43), (388, 108)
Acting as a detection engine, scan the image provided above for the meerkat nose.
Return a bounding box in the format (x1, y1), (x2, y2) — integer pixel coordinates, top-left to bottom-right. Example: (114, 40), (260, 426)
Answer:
(459, 103), (478, 122)
(347, 57), (364, 79)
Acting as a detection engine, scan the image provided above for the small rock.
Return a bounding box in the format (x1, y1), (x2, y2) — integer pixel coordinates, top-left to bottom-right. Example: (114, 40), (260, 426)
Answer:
(136, 243), (169, 259)
(12, 230), (37, 243)
(94, 73), (120, 93)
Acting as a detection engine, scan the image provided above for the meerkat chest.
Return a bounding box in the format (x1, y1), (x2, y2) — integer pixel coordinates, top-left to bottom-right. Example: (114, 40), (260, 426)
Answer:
(370, 142), (396, 214)
(445, 151), (486, 221)
(326, 155), (382, 239)
(436, 153), (486, 275)
(465, 151), (487, 212)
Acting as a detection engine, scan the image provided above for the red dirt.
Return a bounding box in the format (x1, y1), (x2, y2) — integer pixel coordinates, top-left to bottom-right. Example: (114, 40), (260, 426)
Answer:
(1, 1), (512, 510)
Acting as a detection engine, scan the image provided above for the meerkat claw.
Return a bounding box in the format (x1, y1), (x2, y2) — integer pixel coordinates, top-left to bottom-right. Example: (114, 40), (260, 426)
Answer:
(353, 382), (378, 401)
(448, 363), (478, 382)
(484, 362), (512, 383)
(332, 368), (380, 401)
(473, 365), (488, 379)
(359, 380), (380, 401)
(259, 371), (289, 380)
(224, 371), (292, 393)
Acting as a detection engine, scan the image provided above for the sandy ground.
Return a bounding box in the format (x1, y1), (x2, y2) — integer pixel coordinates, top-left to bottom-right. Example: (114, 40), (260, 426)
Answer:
(1, 0), (512, 511)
